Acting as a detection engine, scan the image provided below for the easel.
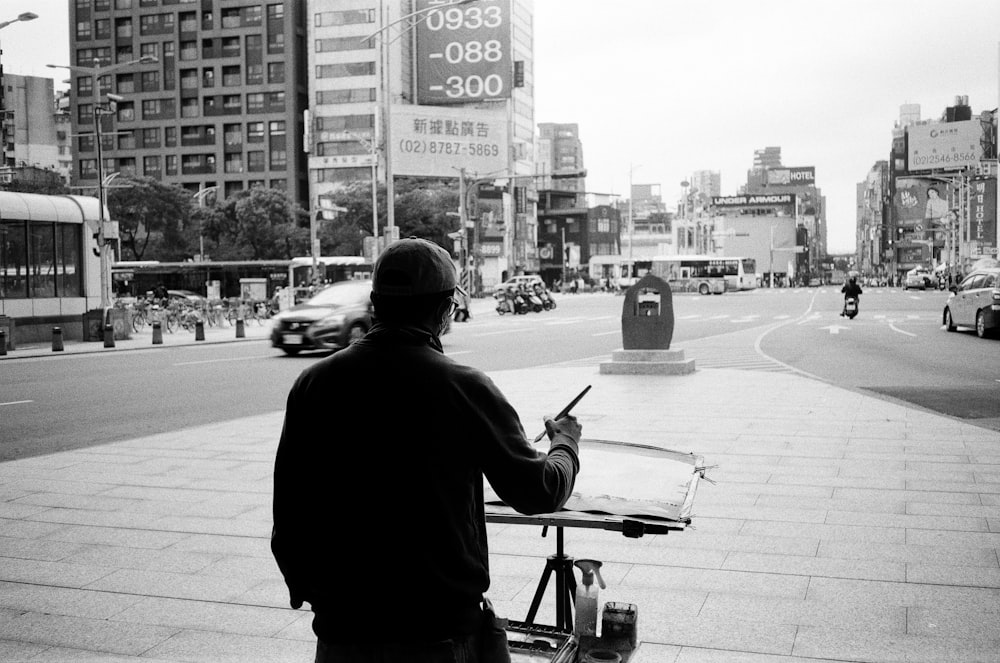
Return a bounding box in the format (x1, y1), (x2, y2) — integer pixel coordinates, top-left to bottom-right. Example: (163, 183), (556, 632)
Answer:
(524, 525), (576, 631)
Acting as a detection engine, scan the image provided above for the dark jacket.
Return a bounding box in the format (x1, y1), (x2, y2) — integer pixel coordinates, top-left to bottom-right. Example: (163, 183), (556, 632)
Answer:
(272, 323), (579, 643)
(841, 281), (862, 298)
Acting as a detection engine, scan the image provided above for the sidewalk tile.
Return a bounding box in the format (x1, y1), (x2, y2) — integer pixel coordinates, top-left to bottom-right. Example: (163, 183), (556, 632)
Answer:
(142, 629), (316, 663)
(817, 540), (1000, 568)
(42, 524), (190, 550)
(791, 625), (999, 662)
(698, 593), (906, 632)
(113, 596), (300, 637)
(907, 605), (1000, 639)
(0, 612), (177, 657)
(0, 557), (115, 588)
(722, 551), (905, 582)
(0, 582), (142, 620)
(83, 568), (262, 602)
(59, 545), (220, 574)
(0, 639), (48, 661)
(622, 566), (809, 600)
(906, 563), (1000, 588)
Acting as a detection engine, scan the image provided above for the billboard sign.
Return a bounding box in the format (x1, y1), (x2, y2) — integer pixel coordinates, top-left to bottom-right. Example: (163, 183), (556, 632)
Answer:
(907, 120), (982, 171)
(969, 176), (997, 256)
(711, 193), (796, 208)
(415, 0), (512, 105)
(766, 167), (815, 185)
(390, 105), (508, 177)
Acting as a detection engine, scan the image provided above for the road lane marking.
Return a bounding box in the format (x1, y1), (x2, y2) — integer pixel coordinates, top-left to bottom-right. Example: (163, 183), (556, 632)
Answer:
(174, 354), (277, 366)
(887, 322), (917, 337)
(446, 350), (473, 356)
(1, 400), (33, 407)
(819, 325), (849, 334)
(591, 330), (620, 337)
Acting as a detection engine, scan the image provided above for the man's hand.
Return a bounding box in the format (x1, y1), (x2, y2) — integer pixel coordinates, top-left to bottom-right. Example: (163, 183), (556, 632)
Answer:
(544, 414), (581, 454)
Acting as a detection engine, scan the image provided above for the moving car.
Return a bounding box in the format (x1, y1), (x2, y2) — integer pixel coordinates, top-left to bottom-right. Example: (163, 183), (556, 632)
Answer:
(942, 265), (1000, 339)
(903, 268), (937, 290)
(167, 289), (207, 304)
(495, 275), (544, 294)
(271, 280), (373, 355)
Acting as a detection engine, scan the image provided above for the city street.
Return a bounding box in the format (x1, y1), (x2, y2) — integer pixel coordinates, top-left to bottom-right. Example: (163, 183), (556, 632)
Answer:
(3, 286), (997, 463)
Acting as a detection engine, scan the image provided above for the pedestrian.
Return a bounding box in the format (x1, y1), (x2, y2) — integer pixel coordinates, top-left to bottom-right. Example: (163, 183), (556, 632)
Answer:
(271, 237), (582, 663)
(453, 285), (472, 322)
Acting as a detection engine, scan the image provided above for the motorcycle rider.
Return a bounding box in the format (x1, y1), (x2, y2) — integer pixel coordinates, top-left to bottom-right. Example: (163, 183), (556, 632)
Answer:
(840, 276), (863, 317)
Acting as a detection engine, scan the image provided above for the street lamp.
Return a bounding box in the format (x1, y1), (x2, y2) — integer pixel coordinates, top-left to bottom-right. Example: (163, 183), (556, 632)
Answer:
(47, 56), (158, 311)
(192, 186), (219, 262)
(0, 12), (38, 30)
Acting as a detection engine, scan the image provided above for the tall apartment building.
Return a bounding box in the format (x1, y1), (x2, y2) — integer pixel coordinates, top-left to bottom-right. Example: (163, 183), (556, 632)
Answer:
(308, 0), (538, 282)
(536, 122), (584, 194)
(1, 74), (60, 172)
(68, 0), (308, 204)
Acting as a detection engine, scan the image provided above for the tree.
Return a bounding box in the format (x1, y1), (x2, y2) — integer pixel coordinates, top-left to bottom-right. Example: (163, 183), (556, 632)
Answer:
(107, 176), (192, 261)
(328, 178), (460, 255)
(207, 187), (309, 260)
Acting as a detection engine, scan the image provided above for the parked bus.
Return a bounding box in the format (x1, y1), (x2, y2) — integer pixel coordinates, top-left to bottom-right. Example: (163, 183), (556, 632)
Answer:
(588, 255), (653, 290)
(112, 256), (372, 301)
(650, 255), (758, 294)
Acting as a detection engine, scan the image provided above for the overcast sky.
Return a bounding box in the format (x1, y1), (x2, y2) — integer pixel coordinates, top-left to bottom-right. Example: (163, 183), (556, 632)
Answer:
(4, 1), (997, 253)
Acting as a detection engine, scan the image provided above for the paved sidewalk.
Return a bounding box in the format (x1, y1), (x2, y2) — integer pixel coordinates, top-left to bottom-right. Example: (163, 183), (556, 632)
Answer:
(2, 309), (999, 661)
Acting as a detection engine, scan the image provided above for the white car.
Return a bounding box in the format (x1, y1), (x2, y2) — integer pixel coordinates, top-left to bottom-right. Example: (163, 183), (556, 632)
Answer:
(495, 275), (544, 293)
(943, 267), (1000, 338)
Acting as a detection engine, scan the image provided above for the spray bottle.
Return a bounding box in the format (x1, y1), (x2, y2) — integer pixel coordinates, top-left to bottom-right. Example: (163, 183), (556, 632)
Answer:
(574, 559), (606, 638)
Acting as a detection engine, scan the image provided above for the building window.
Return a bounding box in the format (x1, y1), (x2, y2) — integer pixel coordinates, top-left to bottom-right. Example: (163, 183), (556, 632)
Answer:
(269, 150), (287, 170)
(268, 121), (285, 137)
(247, 150), (265, 172)
(222, 95), (241, 112)
(315, 9), (375, 27)
(95, 19), (111, 40)
(221, 37), (240, 57)
(315, 115), (375, 131)
(118, 130), (136, 150)
(115, 18), (133, 39)
(140, 42), (158, 59)
(246, 93), (264, 113)
(141, 99), (161, 119)
(140, 71), (159, 92)
(78, 104), (94, 124)
(77, 76), (94, 97)
(316, 88), (376, 104)
(315, 37), (374, 53)
(141, 127), (160, 148)
(203, 68), (215, 87)
(180, 41), (198, 60)
(223, 123), (242, 146)
(317, 62), (376, 78)
(267, 62), (284, 84)
(224, 153), (243, 173)
(165, 126), (177, 147)
(181, 97), (198, 118)
(117, 73), (135, 94)
(180, 69), (198, 89)
(267, 4), (284, 20)
(116, 102), (135, 122)
(267, 32), (284, 55)
(143, 155), (161, 177)
(76, 21), (92, 40)
(246, 63), (263, 86)
(80, 159), (98, 178)
(116, 0), (133, 8)
(0, 221), (82, 299)
(222, 65), (240, 87)
(266, 91), (285, 112)
(166, 154), (178, 176)
(78, 135), (95, 153)
(179, 11), (197, 32)
(247, 122), (264, 142)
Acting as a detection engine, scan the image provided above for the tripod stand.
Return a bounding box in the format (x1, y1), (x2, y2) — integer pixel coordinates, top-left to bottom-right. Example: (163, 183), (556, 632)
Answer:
(523, 526), (577, 631)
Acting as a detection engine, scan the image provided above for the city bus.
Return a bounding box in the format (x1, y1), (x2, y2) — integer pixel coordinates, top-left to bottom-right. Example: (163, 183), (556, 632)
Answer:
(650, 255), (758, 294)
(112, 256), (372, 301)
(588, 255), (653, 290)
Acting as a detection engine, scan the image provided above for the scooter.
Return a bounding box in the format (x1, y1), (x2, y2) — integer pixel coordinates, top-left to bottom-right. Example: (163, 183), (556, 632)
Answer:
(844, 297), (858, 319)
(494, 289), (514, 315)
(534, 284), (557, 310)
(524, 287), (544, 313)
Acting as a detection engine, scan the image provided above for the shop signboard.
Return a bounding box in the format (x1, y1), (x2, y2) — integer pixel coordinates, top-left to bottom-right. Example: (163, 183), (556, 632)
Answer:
(414, 0), (512, 105)
(390, 105), (507, 177)
(907, 120), (982, 171)
(766, 166), (815, 185)
(969, 176), (997, 256)
(711, 193), (796, 208)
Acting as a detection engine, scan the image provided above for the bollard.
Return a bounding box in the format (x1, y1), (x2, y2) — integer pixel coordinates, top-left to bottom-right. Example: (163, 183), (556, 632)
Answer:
(235, 318), (245, 338)
(0, 329), (6, 356)
(152, 321), (163, 345)
(194, 320), (205, 341)
(52, 326), (64, 352)
(103, 323), (116, 348)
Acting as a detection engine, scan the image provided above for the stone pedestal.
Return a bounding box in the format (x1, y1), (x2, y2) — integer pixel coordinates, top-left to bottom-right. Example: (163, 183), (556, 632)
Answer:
(600, 348), (696, 375)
